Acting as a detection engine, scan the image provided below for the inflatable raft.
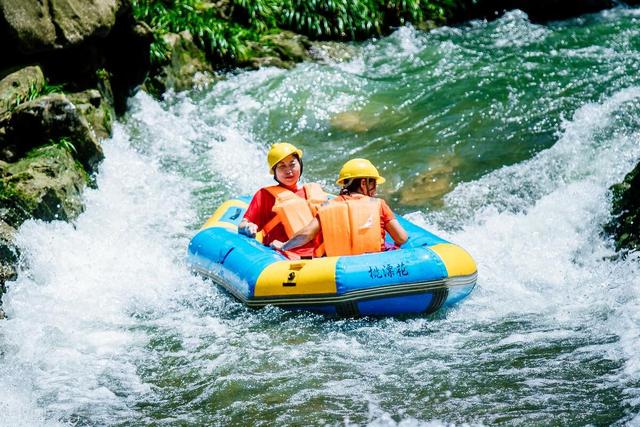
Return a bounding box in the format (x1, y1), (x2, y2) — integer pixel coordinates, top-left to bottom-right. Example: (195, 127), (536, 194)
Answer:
(187, 197), (477, 317)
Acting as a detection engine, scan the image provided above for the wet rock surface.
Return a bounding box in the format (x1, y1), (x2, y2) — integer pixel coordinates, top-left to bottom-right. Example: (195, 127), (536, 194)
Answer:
(605, 162), (640, 254)
(0, 218), (18, 294)
(399, 154), (461, 207)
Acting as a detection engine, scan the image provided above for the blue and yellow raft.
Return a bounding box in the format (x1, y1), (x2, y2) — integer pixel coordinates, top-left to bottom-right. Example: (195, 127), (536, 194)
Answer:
(187, 197), (477, 317)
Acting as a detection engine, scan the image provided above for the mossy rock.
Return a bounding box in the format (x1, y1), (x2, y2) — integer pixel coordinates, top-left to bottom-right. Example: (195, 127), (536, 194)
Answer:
(605, 161), (640, 253)
(0, 65), (45, 120)
(241, 31), (312, 70)
(145, 31), (217, 95)
(0, 219), (18, 293)
(67, 88), (114, 140)
(3, 93), (104, 172)
(0, 144), (88, 228)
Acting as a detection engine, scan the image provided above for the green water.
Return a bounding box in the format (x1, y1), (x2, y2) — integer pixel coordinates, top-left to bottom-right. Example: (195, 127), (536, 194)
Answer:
(178, 8), (640, 217)
(2, 7), (640, 427)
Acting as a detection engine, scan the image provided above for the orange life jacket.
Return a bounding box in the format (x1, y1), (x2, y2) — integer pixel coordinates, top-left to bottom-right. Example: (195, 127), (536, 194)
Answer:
(316, 196), (382, 257)
(262, 183), (327, 238)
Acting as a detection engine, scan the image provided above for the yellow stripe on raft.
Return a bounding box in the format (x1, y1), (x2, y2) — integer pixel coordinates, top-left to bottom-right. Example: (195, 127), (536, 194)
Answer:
(430, 243), (477, 277)
(255, 257), (338, 297)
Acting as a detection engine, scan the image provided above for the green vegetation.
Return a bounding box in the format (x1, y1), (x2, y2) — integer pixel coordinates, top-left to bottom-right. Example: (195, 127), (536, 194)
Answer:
(132, 0), (463, 67)
(9, 80), (65, 112)
(50, 137), (77, 155)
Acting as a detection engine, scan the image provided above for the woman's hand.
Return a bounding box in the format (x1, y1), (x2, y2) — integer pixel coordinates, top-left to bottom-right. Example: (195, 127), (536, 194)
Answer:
(238, 219), (258, 237)
(270, 240), (285, 251)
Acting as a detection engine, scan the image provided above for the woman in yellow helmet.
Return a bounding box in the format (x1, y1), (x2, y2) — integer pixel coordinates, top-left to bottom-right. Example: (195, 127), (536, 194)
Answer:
(270, 159), (408, 257)
(238, 142), (326, 258)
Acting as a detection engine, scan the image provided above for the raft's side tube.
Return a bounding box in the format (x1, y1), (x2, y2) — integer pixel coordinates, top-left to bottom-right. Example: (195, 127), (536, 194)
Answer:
(188, 226), (286, 300)
(189, 197), (477, 315)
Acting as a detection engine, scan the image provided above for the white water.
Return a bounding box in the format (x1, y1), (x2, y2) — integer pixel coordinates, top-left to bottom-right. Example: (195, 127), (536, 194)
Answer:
(1, 13), (640, 426)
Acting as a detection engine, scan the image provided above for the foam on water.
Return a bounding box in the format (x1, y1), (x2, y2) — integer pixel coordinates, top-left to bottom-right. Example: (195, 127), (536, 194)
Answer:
(0, 125), (208, 424)
(408, 86), (640, 413)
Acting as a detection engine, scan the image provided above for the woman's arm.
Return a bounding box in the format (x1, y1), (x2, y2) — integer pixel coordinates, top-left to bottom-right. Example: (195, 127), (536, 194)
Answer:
(270, 218), (321, 251)
(385, 219), (408, 246)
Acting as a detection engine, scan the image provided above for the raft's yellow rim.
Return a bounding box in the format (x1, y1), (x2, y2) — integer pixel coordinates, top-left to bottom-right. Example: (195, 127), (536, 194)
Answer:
(430, 243), (477, 277)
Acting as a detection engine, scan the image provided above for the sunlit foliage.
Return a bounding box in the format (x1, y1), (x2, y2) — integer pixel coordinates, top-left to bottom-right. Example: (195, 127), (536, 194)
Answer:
(131, 0), (464, 66)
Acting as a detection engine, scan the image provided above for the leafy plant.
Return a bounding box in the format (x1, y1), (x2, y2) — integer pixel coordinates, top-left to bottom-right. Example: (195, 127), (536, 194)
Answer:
(8, 80), (65, 112)
(131, 0), (260, 65)
(131, 0), (468, 67)
(50, 137), (77, 154)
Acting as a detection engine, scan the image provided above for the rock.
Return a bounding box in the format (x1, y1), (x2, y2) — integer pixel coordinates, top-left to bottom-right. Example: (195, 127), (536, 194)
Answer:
(330, 111), (377, 133)
(605, 162), (640, 254)
(156, 31), (216, 93)
(0, 1), (151, 116)
(0, 144), (88, 228)
(0, 0), (120, 53)
(241, 31), (312, 70)
(3, 93), (104, 172)
(399, 154), (461, 207)
(309, 41), (357, 63)
(0, 218), (18, 295)
(261, 31), (312, 63)
(50, 0), (120, 45)
(0, 0), (58, 53)
(450, 0), (618, 24)
(103, 19), (153, 114)
(67, 88), (114, 140)
(0, 65), (45, 119)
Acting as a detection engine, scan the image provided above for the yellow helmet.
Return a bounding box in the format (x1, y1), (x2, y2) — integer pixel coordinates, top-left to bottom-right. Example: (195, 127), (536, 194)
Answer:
(267, 142), (303, 172)
(336, 158), (386, 185)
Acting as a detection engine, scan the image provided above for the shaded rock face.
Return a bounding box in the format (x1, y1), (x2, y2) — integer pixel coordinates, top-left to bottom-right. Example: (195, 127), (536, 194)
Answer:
(452, 0), (621, 23)
(605, 162), (640, 254)
(0, 144), (88, 228)
(101, 19), (153, 113)
(3, 93), (105, 172)
(0, 218), (18, 294)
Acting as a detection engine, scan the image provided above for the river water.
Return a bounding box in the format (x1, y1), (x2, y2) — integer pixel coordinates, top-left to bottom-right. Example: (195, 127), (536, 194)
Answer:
(1, 7), (640, 426)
